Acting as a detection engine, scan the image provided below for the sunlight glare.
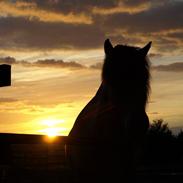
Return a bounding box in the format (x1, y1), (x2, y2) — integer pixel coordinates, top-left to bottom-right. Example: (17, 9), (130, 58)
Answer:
(37, 118), (67, 140)
(42, 127), (59, 143)
(46, 127), (59, 137)
(41, 118), (65, 127)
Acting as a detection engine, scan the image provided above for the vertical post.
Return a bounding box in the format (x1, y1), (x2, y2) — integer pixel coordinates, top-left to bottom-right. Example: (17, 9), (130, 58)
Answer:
(0, 64), (11, 87)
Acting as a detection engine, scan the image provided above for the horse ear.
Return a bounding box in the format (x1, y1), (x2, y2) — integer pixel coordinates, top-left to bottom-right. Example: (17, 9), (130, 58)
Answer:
(104, 39), (113, 55)
(140, 41), (152, 57)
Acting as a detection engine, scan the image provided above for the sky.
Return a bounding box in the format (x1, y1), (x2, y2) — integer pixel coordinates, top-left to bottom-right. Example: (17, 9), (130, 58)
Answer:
(0, 0), (183, 136)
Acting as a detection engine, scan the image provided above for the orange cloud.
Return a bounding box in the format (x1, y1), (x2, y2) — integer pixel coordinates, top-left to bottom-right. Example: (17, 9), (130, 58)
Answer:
(0, 1), (92, 24)
(92, 2), (151, 15)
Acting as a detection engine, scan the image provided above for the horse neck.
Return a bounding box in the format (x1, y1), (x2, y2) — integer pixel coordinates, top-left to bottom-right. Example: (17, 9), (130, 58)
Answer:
(95, 82), (109, 103)
(96, 82), (146, 113)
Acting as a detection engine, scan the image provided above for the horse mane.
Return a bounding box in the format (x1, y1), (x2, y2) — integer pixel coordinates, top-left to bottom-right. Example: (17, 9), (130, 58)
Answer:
(101, 43), (151, 110)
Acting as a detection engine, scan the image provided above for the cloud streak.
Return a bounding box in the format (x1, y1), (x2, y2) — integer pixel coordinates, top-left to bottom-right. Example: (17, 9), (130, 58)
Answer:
(2, 56), (183, 73)
(0, 57), (86, 69)
(0, 17), (105, 50)
(0, 1), (92, 24)
(153, 62), (183, 72)
(0, 97), (18, 103)
(92, 2), (151, 15)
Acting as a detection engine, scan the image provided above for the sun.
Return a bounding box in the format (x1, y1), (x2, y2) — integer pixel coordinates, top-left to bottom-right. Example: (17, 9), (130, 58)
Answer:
(38, 118), (66, 140)
(43, 128), (59, 143)
(46, 128), (59, 137)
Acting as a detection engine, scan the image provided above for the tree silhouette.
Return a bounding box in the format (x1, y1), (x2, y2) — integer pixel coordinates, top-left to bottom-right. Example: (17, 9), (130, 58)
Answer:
(144, 119), (176, 164)
(177, 130), (183, 141)
(148, 119), (172, 138)
(176, 130), (183, 163)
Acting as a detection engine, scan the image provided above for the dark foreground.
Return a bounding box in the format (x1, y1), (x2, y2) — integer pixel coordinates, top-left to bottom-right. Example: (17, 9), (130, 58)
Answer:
(0, 133), (183, 183)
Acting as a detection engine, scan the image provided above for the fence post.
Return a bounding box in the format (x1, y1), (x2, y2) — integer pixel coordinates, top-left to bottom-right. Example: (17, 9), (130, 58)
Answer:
(0, 64), (11, 87)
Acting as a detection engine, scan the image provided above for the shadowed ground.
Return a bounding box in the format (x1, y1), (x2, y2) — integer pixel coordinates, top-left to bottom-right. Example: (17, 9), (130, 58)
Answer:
(0, 133), (183, 183)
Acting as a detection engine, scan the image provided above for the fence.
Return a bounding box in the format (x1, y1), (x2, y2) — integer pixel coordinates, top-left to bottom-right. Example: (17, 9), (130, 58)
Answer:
(0, 133), (182, 183)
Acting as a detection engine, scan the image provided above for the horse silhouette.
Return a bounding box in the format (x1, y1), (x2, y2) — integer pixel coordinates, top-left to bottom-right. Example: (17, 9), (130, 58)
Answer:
(68, 39), (151, 182)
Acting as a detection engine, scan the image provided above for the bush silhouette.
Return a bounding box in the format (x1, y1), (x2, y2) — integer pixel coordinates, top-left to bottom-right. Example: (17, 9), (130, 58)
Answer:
(148, 119), (172, 138)
(144, 119), (177, 164)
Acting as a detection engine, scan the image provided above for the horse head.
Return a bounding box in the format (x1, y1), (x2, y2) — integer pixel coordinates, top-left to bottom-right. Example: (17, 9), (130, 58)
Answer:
(102, 39), (151, 108)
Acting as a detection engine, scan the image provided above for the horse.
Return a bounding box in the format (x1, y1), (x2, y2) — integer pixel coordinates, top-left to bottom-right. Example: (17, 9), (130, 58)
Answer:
(67, 39), (151, 182)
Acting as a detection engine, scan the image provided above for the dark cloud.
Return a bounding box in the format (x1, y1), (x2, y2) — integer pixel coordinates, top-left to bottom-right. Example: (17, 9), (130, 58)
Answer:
(149, 53), (162, 58)
(155, 37), (178, 52)
(0, 56), (85, 69)
(3, 56), (183, 73)
(0, 0), (183, 53)
(34, 59), (86, 69)
(0, 56), (16, 64)
(0, 97), (18, 103)
(26, 0), (167, 13)
(156, 37), (177, 46)
(24, 0), (118, 14)
(0, 57), (16, 64)
(0, 56), (106, 71)
(105, 1), (183, 34)
(107, 34), (143, 46)
(167, 32), (183, 40)
(0, 17), (105, 50)
(122, 0), (169, 7)
(153, 62), (183, 72)
(122, 0), (149, 6)
(101, 1), (183, 53)
(90, 62), (103, 69)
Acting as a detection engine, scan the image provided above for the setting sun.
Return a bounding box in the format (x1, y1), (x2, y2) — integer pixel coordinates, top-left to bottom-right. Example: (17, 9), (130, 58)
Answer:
(45, 127), (59, 137)
(38, 118), (67, 137)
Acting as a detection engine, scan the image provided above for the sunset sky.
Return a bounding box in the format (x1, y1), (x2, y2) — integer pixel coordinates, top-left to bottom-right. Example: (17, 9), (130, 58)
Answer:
(0, 0), (183, 136)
